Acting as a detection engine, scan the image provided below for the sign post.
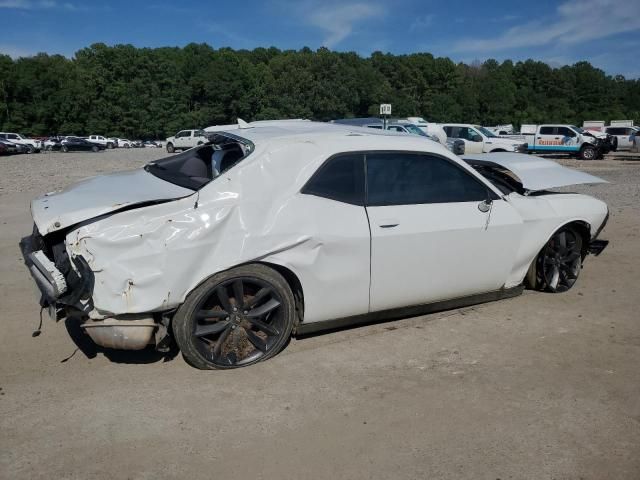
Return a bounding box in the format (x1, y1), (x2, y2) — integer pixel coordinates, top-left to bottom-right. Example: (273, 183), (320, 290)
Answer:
(380, 104), (392, 130)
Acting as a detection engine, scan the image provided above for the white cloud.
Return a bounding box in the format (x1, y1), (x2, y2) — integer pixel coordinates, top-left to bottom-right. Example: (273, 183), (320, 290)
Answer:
(0, 0), (84, 10)
(300, 1), (384, 48)
(452, 0), (640, 53)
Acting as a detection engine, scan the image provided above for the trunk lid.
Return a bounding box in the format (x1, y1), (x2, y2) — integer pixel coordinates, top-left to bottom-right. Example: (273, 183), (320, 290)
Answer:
(32, 169), (194, 234)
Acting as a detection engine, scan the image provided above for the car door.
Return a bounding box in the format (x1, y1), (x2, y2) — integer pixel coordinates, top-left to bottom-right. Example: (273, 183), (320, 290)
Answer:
(608, 127), (633, 149)
(174, 131), (187, 149)
(298, 153), (371, 322)
(447, 126), (484, 153)
(536, 126), (558, 150)
(365, 152), (523, 312)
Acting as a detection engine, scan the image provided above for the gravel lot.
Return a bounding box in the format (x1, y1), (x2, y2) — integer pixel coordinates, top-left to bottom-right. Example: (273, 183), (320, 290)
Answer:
(1, 148), (639, 479)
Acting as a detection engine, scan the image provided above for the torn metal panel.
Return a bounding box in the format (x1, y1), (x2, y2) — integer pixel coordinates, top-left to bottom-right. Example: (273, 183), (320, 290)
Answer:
(65, 139), (371, 322)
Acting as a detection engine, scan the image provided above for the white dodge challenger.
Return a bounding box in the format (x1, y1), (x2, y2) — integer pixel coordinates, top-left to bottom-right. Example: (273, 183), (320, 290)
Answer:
(20, 121), (609, 369)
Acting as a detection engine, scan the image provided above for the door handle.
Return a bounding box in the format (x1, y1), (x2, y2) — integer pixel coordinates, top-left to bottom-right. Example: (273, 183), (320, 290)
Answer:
(536, 136), (541, 139)
(379, 223), (399, 228)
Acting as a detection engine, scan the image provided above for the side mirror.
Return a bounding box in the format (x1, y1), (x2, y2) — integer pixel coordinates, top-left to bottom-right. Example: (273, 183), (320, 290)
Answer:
(453, 139), (465, 155)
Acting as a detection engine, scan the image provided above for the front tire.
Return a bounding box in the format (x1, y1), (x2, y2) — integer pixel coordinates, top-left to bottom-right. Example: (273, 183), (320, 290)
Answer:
(166, 143), (175, 153)
(61, 145), (69, 153)
(580, 145), (596, 160)
(91, 145), (99, 152)
(107, 142), (114, 149)
(526, 226), (583, 293)
(173, 264), (296, 369)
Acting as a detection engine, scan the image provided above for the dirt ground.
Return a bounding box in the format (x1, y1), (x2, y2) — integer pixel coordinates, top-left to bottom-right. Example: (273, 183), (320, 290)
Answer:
(1, 148), (639, 479)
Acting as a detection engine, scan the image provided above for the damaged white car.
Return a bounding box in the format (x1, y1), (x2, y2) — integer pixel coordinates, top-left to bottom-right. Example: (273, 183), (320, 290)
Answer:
(20, 121), (609, 369)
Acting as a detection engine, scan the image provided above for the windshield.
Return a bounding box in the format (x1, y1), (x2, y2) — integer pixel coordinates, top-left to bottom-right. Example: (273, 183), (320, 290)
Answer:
(145, 133), (253, 190)
(476, 127), (497, 138)
(573, 126), (585, 134)
(403, 124), (427, 136)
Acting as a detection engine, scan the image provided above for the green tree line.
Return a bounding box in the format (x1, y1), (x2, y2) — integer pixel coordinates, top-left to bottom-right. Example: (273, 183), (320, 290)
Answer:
(1, 42), (638, 139)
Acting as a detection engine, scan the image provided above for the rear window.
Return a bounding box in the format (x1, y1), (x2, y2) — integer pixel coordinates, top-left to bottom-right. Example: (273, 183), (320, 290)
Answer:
(301, 154), (365, 205)
(145, 134), (252, 190)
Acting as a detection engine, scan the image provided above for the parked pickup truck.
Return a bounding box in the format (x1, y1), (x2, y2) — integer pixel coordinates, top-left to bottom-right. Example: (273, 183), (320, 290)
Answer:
(165, 129), (208, 153)
(0, 132), (42, 153)
(440, 124), (525, 153)
(521, 124), (611, 160)
(87, 135), (116, 149)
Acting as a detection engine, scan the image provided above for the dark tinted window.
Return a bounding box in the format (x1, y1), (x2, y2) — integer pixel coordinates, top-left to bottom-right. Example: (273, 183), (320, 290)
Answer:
(557, 127), (576, 137)
(302, 154), (365, 205)
(366, 153), (488, 206)
(539, 126), (554, 135)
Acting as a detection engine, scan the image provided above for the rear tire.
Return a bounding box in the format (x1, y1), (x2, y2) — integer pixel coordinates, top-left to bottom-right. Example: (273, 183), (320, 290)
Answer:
(61, 145), (69, 153)
(107, 142), (114, 149)
(91, 145), (99, 152)
(173, 264), (296, 370)
(166, 143), (175, 153)
(27, 145), (35, 154)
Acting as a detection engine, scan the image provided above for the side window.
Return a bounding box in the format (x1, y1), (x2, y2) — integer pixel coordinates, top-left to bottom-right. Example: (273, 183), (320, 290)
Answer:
(176, 131), (186, 138)
(557, 127), (574, 137)
(387, 126), (404, 132)
(301, 154), (365, 205)
(366, 153), (489, 206)
(8, 134), (18, 140)
(539, 126), (554, 135)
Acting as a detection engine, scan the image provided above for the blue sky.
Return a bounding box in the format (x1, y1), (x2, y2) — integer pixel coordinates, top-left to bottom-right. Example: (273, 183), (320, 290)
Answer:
(1, 0), (639, 77)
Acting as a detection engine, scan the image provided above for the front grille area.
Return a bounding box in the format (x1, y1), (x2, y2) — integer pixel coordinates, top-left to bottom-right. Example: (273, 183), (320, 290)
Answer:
(20, 225), (95, 312)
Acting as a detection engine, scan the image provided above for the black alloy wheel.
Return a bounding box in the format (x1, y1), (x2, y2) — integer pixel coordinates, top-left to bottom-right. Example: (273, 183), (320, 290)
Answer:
(173, 264), (296, 369)
(538, 227), (583, 293)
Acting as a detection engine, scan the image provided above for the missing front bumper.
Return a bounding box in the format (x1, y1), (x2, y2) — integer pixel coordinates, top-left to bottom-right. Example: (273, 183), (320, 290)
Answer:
(19, 230), (94, 313)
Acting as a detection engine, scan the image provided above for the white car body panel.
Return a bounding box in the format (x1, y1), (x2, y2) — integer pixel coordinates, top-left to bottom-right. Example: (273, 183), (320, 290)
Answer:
(367, 199), (522, 312)
(28, 122), (609, 326)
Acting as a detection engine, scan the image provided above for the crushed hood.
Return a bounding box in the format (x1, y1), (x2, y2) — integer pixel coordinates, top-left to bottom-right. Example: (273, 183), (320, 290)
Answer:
(462, 152), (607, 191)
(32, 168), (194, 234)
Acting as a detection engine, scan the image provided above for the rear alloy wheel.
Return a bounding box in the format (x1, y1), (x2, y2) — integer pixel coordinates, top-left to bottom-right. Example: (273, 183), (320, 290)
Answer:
(61, 145), (69, 153)
(27, 145), (35, 154)
(173, 264), (296, 369)
(91, 145), (99, 152)
(166, 143), (175, 153)
(580, 145), (596, 160)
(530, 227), (583, 293)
